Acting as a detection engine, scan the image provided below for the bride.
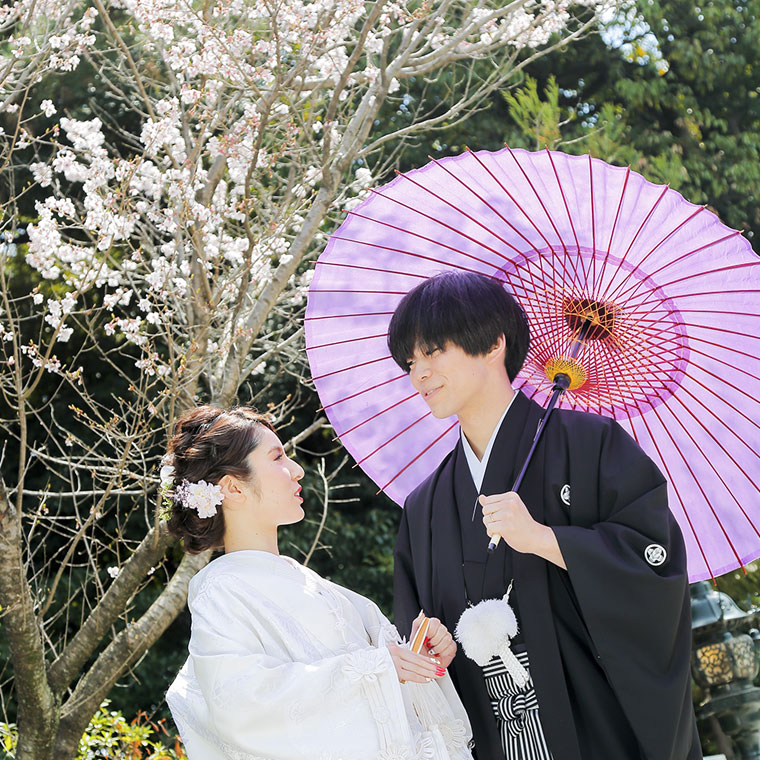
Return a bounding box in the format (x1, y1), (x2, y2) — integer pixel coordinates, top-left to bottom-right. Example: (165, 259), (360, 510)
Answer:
(165, 405), (473, 760)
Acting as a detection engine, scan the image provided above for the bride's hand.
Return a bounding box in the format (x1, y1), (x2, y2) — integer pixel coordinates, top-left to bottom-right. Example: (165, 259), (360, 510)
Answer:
(388, 644), (445, 684)
(414, 614), (456, 669)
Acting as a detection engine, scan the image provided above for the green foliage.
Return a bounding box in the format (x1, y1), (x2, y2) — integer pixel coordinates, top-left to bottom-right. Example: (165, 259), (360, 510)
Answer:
(530, 0), (760, 242)
(0, 702), (187, 760)
(0, 723), (16, 759)
(397, 0), (760, 245)
(502, 76), (566, 151)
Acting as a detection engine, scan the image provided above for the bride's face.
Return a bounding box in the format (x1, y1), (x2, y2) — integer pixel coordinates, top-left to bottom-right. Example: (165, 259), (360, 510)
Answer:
(244, 427), (305, 527)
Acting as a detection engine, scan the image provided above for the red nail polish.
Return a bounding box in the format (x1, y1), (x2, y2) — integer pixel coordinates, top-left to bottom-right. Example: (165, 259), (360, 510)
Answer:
(436, 666), (446, 676)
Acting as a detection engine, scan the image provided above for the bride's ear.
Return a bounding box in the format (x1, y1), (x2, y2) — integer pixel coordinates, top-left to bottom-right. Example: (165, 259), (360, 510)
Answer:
(218, 473), (245, 506)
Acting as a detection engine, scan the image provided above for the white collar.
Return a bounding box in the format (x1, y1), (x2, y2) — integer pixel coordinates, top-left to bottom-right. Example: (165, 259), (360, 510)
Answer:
(460, 391), (518, 492)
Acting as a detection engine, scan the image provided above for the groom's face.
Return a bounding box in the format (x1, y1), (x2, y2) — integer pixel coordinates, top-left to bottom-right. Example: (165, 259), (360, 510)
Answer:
(407, 341), (491, 420)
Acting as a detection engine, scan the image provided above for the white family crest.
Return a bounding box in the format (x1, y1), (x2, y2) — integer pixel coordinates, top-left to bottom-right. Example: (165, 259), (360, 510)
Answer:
(560, 484), (571, 507)
(644, 544), (667, 566)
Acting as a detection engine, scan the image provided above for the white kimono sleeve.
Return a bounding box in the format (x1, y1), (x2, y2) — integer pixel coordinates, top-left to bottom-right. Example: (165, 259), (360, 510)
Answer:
(184, 578), (412, 759)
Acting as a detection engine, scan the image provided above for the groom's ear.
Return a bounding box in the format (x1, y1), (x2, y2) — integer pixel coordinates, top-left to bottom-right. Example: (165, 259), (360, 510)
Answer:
(485, 334), (507, 365)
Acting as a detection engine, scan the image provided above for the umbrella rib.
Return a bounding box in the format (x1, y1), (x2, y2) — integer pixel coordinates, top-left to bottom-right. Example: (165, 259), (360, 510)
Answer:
(536, 312), (574, 358)
(315, 259), (429, 282)
(667, 393), (760, 520)
(615, 316), (687, 364)
(667, 307), (760, 320)
(511, 276), (573, 351)
(609, 232), (751, 305)
(589, 154), (597, 290)
(641, 394), (747, 571)
(605, 208), (713, 304)
(382, 173), (528, 257)
(588, 337), (675, 411)
(588, 315), (760, 437)
(311, 354), (394, 381)
(609, 325), (757, 408)
(597, 184), (670, 304)
(307, 332), (388, 351)
(305, 311), (395, 322)
(345, 204), (522, 268)
(629, 406), (714, 582)
(634, 287), (760, 308)
(379, 421), (460, 494)
(427, 154), (568, 300)
(466, 147), (579, 299)
(461, 147), (553, 252)
(619, 406), (641, 445)
(509, 261), (566, 327)
(319, 374), (407, 410)
(509, 146), (569, 248)
(625, 260), (760, 301)
(604, 206), (710, 304)
(675, 382), (760, 461)
(545, 148), (586, 292)
(426, 154), (540, 251)
(476, 145), (583, 308)
(328, 234), (505, 279)
(495, 147), (577, 296)
(593, 323), (689, 409)
(504, 263), (576, 343)
(621, 345), (760, 435)
(637, 323), (760, 374)
(354, 411), (432, 466)
(596, 164), (631, 296)
(678, 363), (760, 434)
(631, 316), (760, 340)
(334, 392), (419, 438)
(309, 288), (407, 295)
(620, 285), (760, 337)
(507, 265), (585, 349)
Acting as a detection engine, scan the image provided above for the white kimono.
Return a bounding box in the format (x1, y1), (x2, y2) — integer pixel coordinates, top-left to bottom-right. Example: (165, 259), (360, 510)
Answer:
(167, 550), (473, 760)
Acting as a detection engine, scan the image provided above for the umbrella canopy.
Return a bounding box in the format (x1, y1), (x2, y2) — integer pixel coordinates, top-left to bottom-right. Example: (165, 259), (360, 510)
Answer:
(304, 147), (760, 582)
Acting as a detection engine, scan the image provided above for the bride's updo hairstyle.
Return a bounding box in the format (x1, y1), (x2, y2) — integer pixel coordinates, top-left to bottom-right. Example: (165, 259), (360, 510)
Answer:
(166, 405), (275, 553)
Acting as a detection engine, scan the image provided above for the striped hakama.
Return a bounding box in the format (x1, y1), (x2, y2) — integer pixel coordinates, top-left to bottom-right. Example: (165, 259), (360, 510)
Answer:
(482, 650), (553, 759)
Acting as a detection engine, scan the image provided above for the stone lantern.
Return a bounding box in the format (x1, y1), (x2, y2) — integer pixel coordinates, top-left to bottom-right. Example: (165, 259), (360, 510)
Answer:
(691, 581), (760, 759)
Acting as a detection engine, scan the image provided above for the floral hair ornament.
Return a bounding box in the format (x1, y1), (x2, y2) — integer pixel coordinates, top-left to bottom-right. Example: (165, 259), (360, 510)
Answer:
(159, 454), (175, 488)
(174, 479), (224, 518)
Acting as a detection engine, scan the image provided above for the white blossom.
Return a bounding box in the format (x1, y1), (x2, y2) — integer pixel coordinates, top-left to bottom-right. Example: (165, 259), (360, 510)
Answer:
(40, 99), (57, 117)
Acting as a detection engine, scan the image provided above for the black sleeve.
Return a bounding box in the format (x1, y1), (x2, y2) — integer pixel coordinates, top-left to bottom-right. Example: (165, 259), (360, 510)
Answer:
(552, 419), (697, 759)
(393, 502), (421, 639)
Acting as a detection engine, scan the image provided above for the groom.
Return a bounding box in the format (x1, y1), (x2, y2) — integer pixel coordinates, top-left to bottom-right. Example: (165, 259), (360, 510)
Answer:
(390, 271), (700, 759)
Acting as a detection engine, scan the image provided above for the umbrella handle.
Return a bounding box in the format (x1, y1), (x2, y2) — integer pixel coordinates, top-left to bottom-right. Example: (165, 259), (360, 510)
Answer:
(487, 373), (571, 553)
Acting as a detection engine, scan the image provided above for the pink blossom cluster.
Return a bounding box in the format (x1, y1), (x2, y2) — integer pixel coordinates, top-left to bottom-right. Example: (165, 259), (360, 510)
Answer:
(2, 1), (98, 86)
(16, 0), (607, 381)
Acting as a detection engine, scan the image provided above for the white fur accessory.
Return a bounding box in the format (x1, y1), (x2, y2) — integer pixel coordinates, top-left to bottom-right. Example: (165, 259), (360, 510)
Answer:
(454, 594), (529, 688)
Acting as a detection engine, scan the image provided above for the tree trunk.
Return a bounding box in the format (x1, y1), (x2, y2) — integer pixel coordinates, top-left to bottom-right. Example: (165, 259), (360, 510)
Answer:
(52, 551), (209, 759)
(0, 484), (60, 760)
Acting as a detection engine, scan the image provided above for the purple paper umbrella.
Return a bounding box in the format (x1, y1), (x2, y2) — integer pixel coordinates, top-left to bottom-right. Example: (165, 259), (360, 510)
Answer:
(304, 147), (760, 582)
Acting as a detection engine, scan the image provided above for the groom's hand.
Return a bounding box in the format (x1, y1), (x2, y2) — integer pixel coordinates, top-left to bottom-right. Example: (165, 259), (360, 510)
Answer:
(479, 492), (567, 570)
(479, 491), (542, 553)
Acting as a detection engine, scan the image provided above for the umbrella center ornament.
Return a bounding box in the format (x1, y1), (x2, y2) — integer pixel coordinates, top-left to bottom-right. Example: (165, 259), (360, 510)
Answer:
(305, 146), (760, 584)
(543, 298), (618, 390)
(564, 297), (617, 342)
(544, 357), (587, 391)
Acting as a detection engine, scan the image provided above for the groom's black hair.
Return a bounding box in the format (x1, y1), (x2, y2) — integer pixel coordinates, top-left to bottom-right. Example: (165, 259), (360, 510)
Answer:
(387, 271), (530, 382)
